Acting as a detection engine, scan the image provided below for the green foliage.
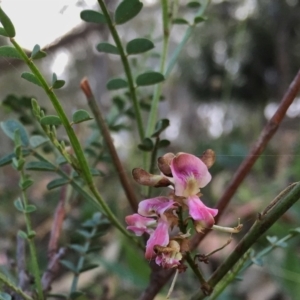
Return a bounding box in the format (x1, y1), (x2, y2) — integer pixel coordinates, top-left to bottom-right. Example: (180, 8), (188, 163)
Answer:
(0, 7), (15, 37)
(80, 10), (106, 24)
(72, 110), (93, 124)
(0, 46), (22, 59)
(126, 38), (154, 55)
(1, 119), (29, 146)
(106, 78), (128, 90)
(40, 115), (62, 126)
(21, 72), (42, 87)
(114, 0), (143, 25)
(31, 44), (47, 59)
(136, 71), (165, 86)
(52, 73), (65, 89)
(96, 42), (120, 55)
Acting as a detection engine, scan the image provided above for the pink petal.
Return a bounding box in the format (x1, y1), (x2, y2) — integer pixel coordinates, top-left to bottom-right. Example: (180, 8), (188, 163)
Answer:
(186, 195), (218, 228)
(138, 196), (175, 217)
(145, 218), (169, 260)
(125, 214), (155, 236)
(170, 153), (211, 197)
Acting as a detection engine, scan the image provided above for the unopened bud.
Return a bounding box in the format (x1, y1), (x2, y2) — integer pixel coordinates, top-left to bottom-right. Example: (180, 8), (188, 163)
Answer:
(132, 168), (172, 187)
(157, 152), (175, 176)
(199, 149), (215, 169)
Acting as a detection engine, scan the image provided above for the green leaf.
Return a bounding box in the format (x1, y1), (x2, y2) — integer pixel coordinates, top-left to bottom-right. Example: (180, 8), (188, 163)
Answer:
(47, 178), (69, 190)
(76, 229), (92, 239)
(20, 179), (34, 190)
(106, 78), (128, 90)
(126, 38), (154, 55)
(0, 292), (12, 300)
(113, 96), (125, 110)
(80, 10), (106, 23)
(0, 152), (15, 167)
(14, 198), (24, 212)
(31, 44), (47, 59)
(18, 230), (28, 239)
(1, 119), (29, 146)
(79, 263), (99, 273)
(30, 135), (49, 148)
(157, 139), (170, 148)
(70, 291), (85, 300)
(289, 227), (300, 234)
(60, 260), (77, 272)
(40, 115), (62, 126)
(96, 42), (119, 55)
(138, 138), (153, 151)
(87, 245), (103, 254)
(136, 71), (164, 86)
(53, 80), (65, 89)
(21, 72), (42, 87)
(0, 7), (15, 37)
(0, 27), (9, 37)
(0, 46), (23, 59)
(151, 118), (170, 137)
(187, 1), (201, 8)
(27, 230), (36, 239)
(26, 161), (56, 171)
(69, 244), (86, 254)
(115, 0), (143, 24)
(266, 236), (278, 244)
(194, 16), (207, 24)
(24, 204), (37, 213)
(172, 18), (189, 25)
(72, 109), (93, 124)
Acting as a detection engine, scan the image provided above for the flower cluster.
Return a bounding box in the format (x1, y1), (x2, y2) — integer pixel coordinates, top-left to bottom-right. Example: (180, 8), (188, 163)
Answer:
(126, 151), (219, 269)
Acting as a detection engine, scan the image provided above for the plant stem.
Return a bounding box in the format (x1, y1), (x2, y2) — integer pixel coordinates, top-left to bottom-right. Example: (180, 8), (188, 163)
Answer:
(20, 170), (44, 300)
(191, 182), (300, 299)
(70, 226), (97, 293)
(10, 38), (94, 187)
(145, 0), (170, 138)
(206, 250), (251, 300)
(32, 151), (144, 250)
(81, 78), (138, 212)
(164, 0), (211, 78)
(97, 0), (144, 141)
(9, 39), (140, 246)
(0, 272), (33, 300)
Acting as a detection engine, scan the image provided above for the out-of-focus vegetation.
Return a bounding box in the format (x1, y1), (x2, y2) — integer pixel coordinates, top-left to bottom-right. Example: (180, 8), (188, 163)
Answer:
(0, 0), (300, 299)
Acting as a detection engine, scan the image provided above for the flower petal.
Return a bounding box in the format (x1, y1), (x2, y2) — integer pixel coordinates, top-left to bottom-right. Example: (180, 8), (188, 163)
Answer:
(125, 214), (155, 236)
(138, 196), (176, 217)
(145, 218), (169, 259)
(186, 195), (218, 228)
(171, 152), (211, 197)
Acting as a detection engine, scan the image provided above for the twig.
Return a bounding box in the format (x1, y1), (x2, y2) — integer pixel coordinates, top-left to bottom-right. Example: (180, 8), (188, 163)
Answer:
(80, 78), (138, 212)
(15, 236), (30, 300)
(41, 248), (67, 292)
(41, 166), (70, 292)
(138, 69), (300, 300)
(191, 182), (300, 299)
(0, 272), (34, 300)
(191, 69), (300, 249)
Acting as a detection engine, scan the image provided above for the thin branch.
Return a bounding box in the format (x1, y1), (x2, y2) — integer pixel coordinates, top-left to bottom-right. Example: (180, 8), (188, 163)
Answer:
(190, 68), (300, 249)
(80, 78), (138, 212)
(191, 182), (300, 299)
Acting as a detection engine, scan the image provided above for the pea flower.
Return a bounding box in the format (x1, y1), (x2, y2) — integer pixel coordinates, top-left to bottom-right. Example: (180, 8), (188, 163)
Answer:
(126, 196), (177, 260)
(169, 152), (218, 229)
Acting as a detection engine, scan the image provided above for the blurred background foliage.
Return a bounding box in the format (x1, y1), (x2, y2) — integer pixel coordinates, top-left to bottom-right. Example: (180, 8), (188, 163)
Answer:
(0, 0), (300, 299)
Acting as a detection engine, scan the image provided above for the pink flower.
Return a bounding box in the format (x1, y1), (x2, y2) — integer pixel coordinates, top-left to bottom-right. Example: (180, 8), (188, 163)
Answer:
(155, 240), (182, 269)
(170, 152), (218, 229)
(187, 195), (218, 229)
(126, 197), (177, 260)
(125, 214), (156, 236)
(170, 152), (211, 197)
